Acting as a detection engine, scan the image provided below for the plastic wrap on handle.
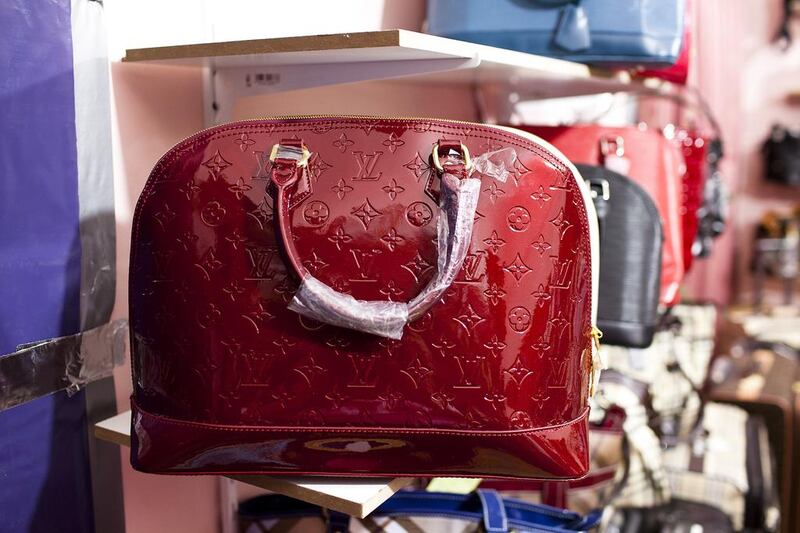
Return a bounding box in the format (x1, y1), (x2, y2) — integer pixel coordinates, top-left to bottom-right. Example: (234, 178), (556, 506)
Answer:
(289, 278), (409, 339)
(288, 148), (516, 340)
(406, 174), (480, 320)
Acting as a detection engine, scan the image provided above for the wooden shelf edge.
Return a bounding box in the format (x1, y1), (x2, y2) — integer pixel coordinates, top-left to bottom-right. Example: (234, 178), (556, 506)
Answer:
(124, 29), (404, 63)
(94, 410), (414, 518)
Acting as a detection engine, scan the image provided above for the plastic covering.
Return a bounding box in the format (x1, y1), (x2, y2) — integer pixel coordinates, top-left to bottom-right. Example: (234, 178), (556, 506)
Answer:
(0, 1), (115, 530)
(0, 0), (117, 414)
(73, 0), (116, 332)
(288, 148), (516, 339)
(0, 319), (127, 411)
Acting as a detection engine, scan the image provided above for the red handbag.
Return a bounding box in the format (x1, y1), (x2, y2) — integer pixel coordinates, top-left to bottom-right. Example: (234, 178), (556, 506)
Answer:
(672, 127), (708, 272)
(129, 117), (601, 479)
(516, 125), (685, 307)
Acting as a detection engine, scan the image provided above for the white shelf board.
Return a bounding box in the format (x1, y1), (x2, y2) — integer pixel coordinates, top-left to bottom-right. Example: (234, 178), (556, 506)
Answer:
(95, 410), (414, 518)
(123, 29), (634, 98)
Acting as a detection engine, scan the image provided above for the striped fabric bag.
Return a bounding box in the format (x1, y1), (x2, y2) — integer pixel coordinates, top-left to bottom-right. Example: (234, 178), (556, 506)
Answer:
(601, 303), (717, 438)
(612, 403), (780, 532)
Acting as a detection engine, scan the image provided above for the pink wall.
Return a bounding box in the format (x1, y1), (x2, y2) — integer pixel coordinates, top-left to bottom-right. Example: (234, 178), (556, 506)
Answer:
(110, 62), (219, 533)
(683, 0), (800, 305)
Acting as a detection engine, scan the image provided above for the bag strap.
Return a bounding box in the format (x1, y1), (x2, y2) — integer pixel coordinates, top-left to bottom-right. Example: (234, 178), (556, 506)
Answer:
(376, 490), (599, 531)
(238, 490), (600, 532)
(269, 139), (512, 340)
(477, 490), (509, 533)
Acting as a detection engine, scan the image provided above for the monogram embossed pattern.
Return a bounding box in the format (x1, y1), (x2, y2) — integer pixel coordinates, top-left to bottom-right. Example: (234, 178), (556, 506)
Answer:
(129, 118), (594, 479)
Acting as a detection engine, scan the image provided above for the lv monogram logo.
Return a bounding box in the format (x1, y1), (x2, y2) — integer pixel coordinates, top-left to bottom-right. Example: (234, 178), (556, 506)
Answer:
(454, 355), (485, 389)
(347, 353), (380, 388)
(350, 248), (380, 282)
(351, 151), (384, 181)
(549, 359), (569, 389)
(454, 251), (486, 284)
(252, 151), (271, 179)
(549, 256), (574, 290)
(239, 351), (273, 387)
(245, 246), (278, 280)
(152, 251), (173, 282)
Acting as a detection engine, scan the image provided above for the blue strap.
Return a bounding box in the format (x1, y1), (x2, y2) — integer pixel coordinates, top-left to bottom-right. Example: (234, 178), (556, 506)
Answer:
(477, 489), (508, 533)
(568, 509), (603, 531)
(238, 491), (600, 532)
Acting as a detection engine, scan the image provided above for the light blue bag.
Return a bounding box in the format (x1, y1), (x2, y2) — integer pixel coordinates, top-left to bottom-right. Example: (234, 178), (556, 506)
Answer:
(427, 0), (685, 66)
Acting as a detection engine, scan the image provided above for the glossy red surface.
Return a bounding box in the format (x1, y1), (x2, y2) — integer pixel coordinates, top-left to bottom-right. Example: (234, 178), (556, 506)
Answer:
(517, 125), (685, 307)
(673, 128), (708, 273)
(129, 117), (594, 479)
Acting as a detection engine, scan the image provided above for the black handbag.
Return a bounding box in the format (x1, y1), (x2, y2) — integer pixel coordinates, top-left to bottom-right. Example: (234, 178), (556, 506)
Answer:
(764, 125), (800, 186)
(578, 164), (663, 348)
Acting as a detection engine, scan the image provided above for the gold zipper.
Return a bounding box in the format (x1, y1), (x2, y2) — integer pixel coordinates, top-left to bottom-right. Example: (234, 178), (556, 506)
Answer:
(153, 114), (488, 167)
(588, 327), (604, 397)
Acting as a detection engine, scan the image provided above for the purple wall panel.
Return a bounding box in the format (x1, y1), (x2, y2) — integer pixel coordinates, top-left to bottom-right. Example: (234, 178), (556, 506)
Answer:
(0, 1), (95, 532)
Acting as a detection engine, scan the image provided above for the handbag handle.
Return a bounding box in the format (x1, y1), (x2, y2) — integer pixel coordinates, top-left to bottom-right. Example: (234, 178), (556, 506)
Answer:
(269, 138), (481, 340)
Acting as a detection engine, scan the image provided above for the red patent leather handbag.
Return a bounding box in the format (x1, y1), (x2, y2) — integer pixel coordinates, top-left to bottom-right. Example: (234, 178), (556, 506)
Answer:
(129, 117), (601, 479)
(516, 125), (685, 307)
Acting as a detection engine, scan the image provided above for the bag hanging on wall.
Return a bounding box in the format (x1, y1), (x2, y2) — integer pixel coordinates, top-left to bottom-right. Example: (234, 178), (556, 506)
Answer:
(517, 124), (685, 307)
(427, 0), (686, 67)
(129, 117), (601, 478)
(690, 136), (727, 259)
(237, 490), (601, 532)
(673, 127), (706, 271)
(763, 125), (800, 186)
(630, 88), (727, 263)
(576, 164), (662, 348)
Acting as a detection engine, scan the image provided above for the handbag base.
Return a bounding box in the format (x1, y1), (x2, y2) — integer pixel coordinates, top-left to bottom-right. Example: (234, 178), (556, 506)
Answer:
(130, 399), (590, 480)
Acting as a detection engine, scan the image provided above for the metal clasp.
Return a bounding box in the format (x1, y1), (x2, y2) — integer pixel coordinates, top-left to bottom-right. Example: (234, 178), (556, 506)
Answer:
(269, 143), (311, 167)
(586, 179), (611, 201)
(431, 142), (473, 173)
(589, 326), (604, 397)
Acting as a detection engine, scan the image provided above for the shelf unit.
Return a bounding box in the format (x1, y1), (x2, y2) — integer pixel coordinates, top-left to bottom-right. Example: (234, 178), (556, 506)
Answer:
(123, 29), (639, 123)
(95, 411), (414, 518)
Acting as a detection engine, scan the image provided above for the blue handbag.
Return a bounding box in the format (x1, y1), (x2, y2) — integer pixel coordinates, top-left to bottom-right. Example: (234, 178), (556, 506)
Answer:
(238, 490), (601, 532)
(427, 0), (685, 66)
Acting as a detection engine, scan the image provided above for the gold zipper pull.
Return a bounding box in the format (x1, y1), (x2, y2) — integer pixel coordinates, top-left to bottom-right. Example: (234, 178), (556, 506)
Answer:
(588, 326), (605, 397)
